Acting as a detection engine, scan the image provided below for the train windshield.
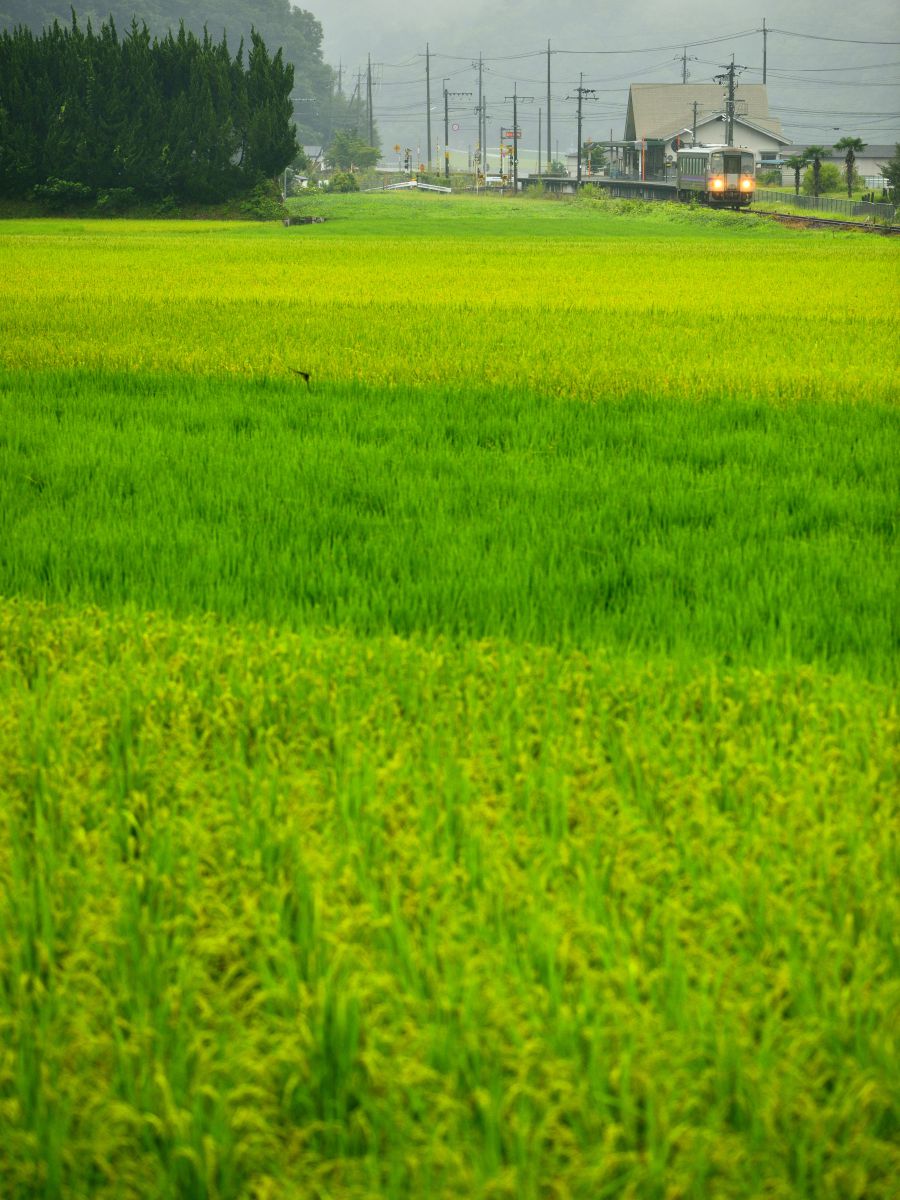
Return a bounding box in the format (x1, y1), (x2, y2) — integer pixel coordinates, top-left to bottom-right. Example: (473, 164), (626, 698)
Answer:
(742, 154), (755, 175)
(710, 153), (723, 172)
(723, 154), (742, 175)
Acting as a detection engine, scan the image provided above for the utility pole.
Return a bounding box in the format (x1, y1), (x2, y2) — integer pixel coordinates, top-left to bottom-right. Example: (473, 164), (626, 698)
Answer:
(510, 86), (518, 191)
(546, 40), (552, 174)
(483, 97), (490, 178)
(476, 54), (483, 181)
(762, 18), (768, 84)
(444, 86), (471, 180)
(569, 74), (597, 185)
(692, 100), (699, 145)
(538, 107), (542, 177)
(443, 80), (450, 180)
(366, 54), (374, 146)
(714, 57), (746, 147)
(337, 62), (343, 96)
(505, 85), (534, 191)
(483, 97), (489, 174)
(677, 48), (697, 84)
(425, 44), (432, 170)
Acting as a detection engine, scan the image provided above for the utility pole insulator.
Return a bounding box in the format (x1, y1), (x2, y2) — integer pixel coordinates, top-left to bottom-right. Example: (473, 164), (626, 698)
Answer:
(714, 58), (746, 148)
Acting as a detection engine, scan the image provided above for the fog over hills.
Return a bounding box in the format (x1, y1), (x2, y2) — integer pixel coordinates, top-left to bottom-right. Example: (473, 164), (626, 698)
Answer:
(315, 0), (900, 155)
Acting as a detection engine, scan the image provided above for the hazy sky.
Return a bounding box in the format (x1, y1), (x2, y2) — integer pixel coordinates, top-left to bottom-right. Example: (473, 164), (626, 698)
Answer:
(310, 0), (900, 154)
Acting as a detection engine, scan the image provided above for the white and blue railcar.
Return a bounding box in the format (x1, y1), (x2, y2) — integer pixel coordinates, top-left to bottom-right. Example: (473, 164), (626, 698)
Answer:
(676, 146), (756, 208)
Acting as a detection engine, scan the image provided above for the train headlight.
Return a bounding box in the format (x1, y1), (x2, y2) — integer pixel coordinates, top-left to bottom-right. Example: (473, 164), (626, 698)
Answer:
(741, 179), (754, 190)
(712, 178), (724, 190)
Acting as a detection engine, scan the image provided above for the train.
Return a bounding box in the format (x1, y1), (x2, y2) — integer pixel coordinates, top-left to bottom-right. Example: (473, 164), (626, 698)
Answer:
(675, 146), (756, 209)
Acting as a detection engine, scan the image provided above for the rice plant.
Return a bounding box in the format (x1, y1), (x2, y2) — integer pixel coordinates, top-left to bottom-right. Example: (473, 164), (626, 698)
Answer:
(0, 195), (897, 1198)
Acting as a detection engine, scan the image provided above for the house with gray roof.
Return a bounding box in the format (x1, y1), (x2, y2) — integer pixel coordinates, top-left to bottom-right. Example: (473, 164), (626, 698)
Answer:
(784, 144), (895, 188)
(624, 83), (791, 163)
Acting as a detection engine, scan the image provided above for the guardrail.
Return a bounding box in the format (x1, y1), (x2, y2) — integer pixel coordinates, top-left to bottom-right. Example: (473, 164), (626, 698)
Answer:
(754, 189), (896, 221)
(368, 180), (453, 194)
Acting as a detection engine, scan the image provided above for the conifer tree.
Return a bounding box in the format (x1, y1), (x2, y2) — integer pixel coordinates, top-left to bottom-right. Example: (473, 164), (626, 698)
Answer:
(0, 13), (299, 203)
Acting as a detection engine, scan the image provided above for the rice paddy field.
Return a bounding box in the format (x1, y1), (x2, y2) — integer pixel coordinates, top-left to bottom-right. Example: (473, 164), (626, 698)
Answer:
(0, 194), (898, 1199)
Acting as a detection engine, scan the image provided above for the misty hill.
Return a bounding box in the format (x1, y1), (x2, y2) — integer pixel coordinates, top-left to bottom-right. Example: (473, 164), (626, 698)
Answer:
(0, 1), (340, 142)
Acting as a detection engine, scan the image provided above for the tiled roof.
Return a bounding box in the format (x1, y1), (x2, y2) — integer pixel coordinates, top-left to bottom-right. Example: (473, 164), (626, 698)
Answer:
(625, 84), (783, 142)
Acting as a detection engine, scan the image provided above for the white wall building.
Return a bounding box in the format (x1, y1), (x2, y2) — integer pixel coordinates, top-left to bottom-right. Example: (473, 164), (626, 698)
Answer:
(623, 83), (791, 164)
(780, 144), (895, 188)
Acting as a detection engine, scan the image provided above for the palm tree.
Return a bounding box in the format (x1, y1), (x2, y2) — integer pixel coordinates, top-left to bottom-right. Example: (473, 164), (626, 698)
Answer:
(834, 136), (866, 199)
(784, 152), (809, 196)
(805, 146), (828, 197)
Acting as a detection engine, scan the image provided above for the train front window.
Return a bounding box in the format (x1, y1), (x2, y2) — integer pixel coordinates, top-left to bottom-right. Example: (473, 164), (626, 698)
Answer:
(709, 154), (723, 173)
(742, 155), (754, 175)
(724, 154), (741, 174)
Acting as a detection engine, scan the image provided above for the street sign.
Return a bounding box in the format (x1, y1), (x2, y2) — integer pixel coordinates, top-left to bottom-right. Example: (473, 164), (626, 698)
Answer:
(502, 129), (522, 139)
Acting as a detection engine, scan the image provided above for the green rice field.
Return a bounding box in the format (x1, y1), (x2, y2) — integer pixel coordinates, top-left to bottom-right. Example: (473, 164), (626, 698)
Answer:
(1, 194), (898, 1198)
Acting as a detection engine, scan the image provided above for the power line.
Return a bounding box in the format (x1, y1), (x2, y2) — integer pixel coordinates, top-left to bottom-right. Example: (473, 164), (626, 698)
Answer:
(765, 60), (900, 72)
(425, 29), (761, 62)
(770, 29), (900, 45)
(340, 25), (900, 160)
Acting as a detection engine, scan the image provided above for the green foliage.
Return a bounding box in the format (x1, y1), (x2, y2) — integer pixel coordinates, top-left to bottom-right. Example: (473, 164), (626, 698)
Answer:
(834, 136), (866, 157)
(834, 137), (867, 198)
(0, 1), (345, 145)
(547, 159), (568, 175)
(95, 186), (136, 213)
(879, 143), (900, 200)
(153, 193), (181, 216)
(582, 141), (606, 171)
(326, 128), (380, 172)
(783, 153), (809, 195)
(0, 16), (298, 204)
(238, 178), (286, 219)
(757, 168), (783, 186)
(803, 162), (842, 195)
(31, 176), (94, 211)
(243, 29), (298, 180)
(803, 145), (829, 196)
(328, 170), (359, 192)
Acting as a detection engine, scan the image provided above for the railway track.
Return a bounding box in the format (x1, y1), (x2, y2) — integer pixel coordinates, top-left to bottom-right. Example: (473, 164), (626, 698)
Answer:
(758, 211), (900, 236)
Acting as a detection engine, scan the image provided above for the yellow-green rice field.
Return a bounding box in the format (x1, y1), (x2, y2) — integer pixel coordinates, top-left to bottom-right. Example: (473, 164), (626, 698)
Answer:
(0, 194), (898, 1198)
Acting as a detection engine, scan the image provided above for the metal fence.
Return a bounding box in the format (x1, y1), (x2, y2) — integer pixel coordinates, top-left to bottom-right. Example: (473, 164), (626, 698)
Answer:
(754, 188), (896, 222)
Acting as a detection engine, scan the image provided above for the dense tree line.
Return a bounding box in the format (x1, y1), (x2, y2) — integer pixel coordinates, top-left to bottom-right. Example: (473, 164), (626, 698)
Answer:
(0, 1), (348, 143)
(0, 14), (299, 203)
